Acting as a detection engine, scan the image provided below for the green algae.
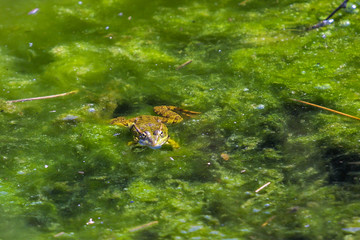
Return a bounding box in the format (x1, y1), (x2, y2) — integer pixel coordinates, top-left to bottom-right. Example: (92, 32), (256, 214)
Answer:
(1, 0), (360, 239)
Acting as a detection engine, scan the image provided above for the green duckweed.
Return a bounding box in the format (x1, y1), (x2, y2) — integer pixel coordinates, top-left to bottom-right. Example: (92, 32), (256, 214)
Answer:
(1, 0), (360, 239)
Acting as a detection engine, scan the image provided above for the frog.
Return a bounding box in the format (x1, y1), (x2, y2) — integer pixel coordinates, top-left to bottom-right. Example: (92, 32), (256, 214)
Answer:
(111, 106), (200, 149)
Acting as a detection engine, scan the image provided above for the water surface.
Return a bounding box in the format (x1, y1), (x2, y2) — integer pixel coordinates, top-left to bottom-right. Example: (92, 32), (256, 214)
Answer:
(1, 0), (360, 239)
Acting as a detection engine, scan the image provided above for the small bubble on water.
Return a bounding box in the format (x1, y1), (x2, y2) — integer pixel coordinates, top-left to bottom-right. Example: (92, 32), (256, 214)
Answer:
(340, 20), (351, 27)
(256, 104), (265, 110)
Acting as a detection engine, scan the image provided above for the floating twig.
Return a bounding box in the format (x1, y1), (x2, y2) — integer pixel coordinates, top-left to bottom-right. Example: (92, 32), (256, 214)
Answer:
(255, 182), (271, 193)
(348, 162), (360, 165)
(176, 60), (192, 70)
(6, 90), (78, 103)
(311, 0), (349, 29)
(129, 220), (159, 232)
(239, 0), (249, 6)
(28, 8), (40, 15)
(261, 215), (276, 227)
(53, 232), (65, 237)
(325, 0), (349, 21)
(290, 98), (360, 121)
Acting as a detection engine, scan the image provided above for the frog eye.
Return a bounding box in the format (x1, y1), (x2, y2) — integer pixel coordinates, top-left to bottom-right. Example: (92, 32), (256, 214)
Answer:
(140, 131), (150, 139)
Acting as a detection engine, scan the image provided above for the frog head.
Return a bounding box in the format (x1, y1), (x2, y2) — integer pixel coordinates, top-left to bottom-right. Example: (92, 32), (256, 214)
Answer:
(132, 123), (169, 149)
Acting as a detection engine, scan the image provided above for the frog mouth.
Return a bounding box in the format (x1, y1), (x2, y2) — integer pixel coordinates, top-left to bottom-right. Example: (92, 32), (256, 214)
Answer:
(140, 134), (169, 148)
(132, 123), (168, 149)
(148, 144), (163, 150)
(138, 137), (168, 149)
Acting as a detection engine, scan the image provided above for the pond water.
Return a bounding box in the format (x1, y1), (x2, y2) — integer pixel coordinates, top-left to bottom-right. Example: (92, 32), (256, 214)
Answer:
(1, 0), (360, 239)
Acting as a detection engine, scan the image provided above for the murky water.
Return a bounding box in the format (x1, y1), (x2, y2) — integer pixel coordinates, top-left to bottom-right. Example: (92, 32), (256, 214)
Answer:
(1, 0), (360, 239)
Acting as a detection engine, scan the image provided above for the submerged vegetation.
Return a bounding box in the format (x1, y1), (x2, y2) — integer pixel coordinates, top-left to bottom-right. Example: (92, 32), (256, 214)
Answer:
(1, 0), (360, 239)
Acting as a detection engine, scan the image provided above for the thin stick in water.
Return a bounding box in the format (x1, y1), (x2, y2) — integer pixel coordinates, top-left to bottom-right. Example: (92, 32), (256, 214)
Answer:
(7, 90), (78, 103)
(325, 0), (349, 20)
(290, 98), (360, 121)
(176, 60), (192, 70)
(261, 215), (276, 227)
(311, 0), (349, 29)
(255, 182), (271, 193)
(128, 221), (159, 232)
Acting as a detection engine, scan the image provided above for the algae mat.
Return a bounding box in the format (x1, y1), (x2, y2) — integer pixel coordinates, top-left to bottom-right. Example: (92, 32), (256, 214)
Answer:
(1, 0), (360, 239)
